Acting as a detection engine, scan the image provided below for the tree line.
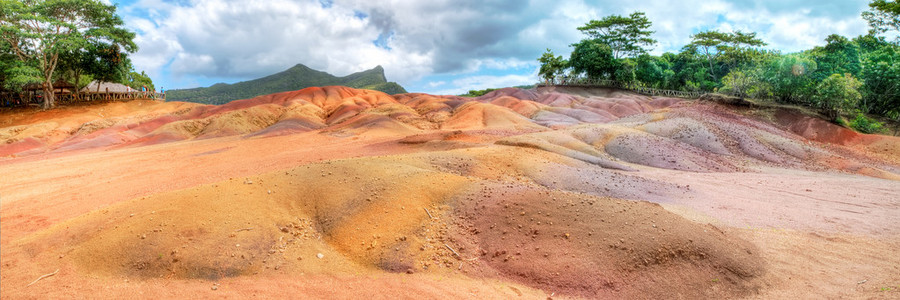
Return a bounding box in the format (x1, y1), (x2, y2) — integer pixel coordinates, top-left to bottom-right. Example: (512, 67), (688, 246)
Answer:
(539, 1), (900, 133)
(1, 0), (154, 109)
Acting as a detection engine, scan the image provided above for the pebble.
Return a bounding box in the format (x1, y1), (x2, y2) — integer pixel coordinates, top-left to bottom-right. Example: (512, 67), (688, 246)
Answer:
(316, 253), (324, 259)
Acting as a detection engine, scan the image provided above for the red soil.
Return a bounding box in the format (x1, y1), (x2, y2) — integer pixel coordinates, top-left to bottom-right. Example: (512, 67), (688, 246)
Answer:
(1, 86), (898, 299)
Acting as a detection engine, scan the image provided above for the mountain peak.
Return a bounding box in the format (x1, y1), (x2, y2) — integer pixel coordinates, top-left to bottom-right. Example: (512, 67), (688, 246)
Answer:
(167, 64), (406, 104)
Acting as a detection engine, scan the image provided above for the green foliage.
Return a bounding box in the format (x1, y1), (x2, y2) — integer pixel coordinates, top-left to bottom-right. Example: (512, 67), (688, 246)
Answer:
(633, 54), (674, 88)
(862, 0), (900, 42)
(569, 39), (620, 80)
(167, 65), (407, 104)
(535, 8), (900, 124)
(669, 46), (720, 91)
(760, 54), (818, 104)
(460, 88), (498, 97)
(577, 11), (656, 59)
(124, 70), (154, 91)
(848, 112), (885, 133)
(0, 59), (41, 92)
(814, 73), (863, 118)
(614, 57), (637, 83)
(538, 49), (568, 82)
(689, 30), (768, 81)
(719, 68), (770, 99)
(1, 0), (136, 108)
(809, 34), (862, 81)
(859, 40), (900, 119)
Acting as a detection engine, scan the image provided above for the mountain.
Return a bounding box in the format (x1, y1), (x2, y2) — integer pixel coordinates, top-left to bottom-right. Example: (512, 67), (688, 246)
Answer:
(166, 64), (407, 104)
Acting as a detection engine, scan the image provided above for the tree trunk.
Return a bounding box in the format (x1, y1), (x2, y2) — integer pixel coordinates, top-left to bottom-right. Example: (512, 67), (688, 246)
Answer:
(40, 54), (59, 109)
(42, 80), (55, 109)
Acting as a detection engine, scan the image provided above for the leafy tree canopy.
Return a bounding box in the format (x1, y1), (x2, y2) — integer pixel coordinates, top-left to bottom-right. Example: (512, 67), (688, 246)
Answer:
(577, 11), (656, 59)
(689, 30), (767, 81)
(569, 39), (620, 80)
(538, 49), (568, 82)
(862, 0), (900, 42)
(814, 73), (863, 119)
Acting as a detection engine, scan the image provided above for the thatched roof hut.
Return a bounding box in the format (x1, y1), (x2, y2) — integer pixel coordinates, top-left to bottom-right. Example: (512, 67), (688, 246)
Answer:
(23, 80), (76, 92)
(82, 81), (132, 93)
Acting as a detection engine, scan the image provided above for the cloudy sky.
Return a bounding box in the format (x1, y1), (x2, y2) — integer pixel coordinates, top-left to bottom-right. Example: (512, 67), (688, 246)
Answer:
(111, 0), (874, 95)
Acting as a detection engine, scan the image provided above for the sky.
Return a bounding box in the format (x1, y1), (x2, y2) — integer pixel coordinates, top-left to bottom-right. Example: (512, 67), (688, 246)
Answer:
(109, 0), (875, 95)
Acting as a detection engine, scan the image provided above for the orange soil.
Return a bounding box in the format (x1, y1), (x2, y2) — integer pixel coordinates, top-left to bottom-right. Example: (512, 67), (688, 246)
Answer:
(1, 86), (899, 299)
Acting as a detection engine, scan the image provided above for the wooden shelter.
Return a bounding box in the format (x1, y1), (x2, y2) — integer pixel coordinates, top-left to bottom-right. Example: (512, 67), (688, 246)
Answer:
(2, 80), (165, 107)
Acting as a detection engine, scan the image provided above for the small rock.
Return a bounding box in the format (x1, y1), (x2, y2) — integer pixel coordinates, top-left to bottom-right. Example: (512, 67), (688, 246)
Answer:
(211, 285), (218, 291)
(316, 253), (324, 259)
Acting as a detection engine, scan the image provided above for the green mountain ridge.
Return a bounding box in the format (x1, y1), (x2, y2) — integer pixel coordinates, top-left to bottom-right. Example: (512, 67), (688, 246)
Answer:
(166, 64), (407, 104)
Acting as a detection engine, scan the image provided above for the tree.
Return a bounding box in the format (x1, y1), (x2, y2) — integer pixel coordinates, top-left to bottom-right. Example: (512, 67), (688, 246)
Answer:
(814, 73), (863, 119)
(809, 34), (862, 81)
(719, 69), (770, 99)
(862, 0), (900, 42)
(568, 39), (620, 80)
(670, 44), (719, 91)
(761, 53), (818, 104)
(124, 70), (154, 91)
(859, 43), (900, 119)
(633, 54), (674, 88)
(0, 0), (136, 109)
(57, 42), (132, 94)
(689, 30), (767, 81)
(577, 11), (656, 59)
(537, 49), (568, 83)
(0, 37), (42, 93)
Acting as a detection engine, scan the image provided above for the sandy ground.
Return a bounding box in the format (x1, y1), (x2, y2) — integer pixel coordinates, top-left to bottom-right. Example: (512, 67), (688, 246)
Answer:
(1, 87), (899, 299)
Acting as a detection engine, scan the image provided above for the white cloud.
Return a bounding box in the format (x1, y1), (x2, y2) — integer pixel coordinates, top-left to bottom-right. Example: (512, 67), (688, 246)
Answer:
(116, 0), (875, 93)
(432, 74), (537, 96)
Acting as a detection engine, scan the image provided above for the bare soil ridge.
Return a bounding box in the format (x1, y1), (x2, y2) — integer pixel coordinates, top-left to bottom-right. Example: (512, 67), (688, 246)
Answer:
(1, 86), (898, 299)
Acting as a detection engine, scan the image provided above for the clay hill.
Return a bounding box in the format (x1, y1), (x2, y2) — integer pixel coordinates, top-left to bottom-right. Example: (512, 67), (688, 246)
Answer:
(166, 64), (407, 104)
(1, 86), (899, 299)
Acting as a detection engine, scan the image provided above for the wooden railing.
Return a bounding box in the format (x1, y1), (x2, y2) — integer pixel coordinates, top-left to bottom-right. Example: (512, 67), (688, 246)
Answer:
(56, 91), (167, 103)
(1, 91), (165, 107)
(537, 78), (705, 99)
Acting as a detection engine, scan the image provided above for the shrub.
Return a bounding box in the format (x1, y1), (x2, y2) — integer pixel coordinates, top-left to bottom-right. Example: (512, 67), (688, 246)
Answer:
(848, 113), (884, 134)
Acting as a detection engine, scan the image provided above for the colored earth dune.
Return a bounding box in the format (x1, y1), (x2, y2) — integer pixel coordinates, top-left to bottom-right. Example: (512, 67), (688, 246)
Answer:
(1, 86), (898, 299)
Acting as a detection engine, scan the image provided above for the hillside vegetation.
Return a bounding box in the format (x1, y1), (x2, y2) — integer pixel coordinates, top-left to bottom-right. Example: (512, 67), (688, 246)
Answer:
(538, 2), (900, 133)
(166, 64), (406, 104)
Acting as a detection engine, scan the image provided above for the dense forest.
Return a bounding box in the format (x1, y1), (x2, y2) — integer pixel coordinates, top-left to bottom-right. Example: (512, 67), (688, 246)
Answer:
(538, 1), (900, 133)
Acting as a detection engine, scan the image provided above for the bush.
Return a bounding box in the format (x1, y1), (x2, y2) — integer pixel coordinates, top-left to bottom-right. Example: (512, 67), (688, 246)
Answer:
(814, 73), (863, 120)
(460, 88), (498, 97)
(848, 113), (884, 134)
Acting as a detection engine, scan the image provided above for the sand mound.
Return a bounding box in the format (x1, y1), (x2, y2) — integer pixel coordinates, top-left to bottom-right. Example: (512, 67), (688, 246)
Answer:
(442, 102), (545, 131)
(497, 101), (900, 179)
(6, 86), (900, 299)
(18, 146), (764, 298)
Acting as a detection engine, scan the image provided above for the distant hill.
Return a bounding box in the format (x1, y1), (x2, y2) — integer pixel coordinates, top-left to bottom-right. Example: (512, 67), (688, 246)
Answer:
(166, 64), (407, 104)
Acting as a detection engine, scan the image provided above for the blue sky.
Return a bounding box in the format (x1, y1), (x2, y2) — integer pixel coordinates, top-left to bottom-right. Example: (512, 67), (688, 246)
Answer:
(111, 0), (874, 95)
